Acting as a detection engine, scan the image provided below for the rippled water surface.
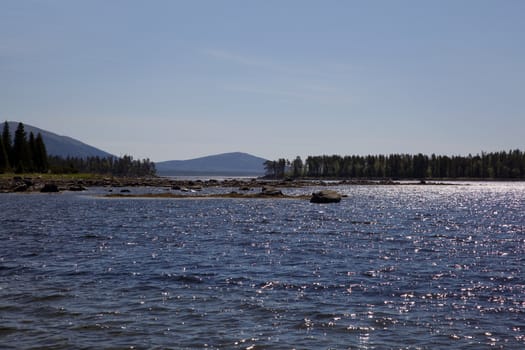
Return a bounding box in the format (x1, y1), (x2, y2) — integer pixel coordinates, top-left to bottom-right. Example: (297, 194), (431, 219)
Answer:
(1, 183), (524, 349)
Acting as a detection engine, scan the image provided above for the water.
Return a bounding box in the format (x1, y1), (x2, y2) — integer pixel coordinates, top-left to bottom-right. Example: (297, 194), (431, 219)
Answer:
(0, 183), (524, 349)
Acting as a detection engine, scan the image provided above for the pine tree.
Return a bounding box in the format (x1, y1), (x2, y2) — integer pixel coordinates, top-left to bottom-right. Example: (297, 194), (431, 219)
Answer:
(33, 133), (48, 172)
(0, 134), (9, 172)
(12, 122), (31, 173)
(291, 156), (303, 178)
(28, 132), (36, 171)
(2, 121), (12, 166)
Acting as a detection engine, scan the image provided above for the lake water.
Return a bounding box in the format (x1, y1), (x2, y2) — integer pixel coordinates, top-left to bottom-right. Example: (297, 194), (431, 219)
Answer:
(0, 183), (524, 349)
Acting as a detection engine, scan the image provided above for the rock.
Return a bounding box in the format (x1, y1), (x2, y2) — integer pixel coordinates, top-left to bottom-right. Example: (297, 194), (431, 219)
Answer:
(379, 179), (397, 185)
(13, 183), (28, 192)
(310, 190), (342, 203)
(260, 186), (283, 196)
(68, 184), (87, 191)
(40, 183), (59, 193)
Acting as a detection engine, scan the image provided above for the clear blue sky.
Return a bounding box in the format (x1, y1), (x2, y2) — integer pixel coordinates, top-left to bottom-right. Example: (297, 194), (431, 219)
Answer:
(1, 0), (524, 162)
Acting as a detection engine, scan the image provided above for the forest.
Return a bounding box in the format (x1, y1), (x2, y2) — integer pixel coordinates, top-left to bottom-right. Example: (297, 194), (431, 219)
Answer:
(0, 122), (156, 176)
(264, 150), (525, 180)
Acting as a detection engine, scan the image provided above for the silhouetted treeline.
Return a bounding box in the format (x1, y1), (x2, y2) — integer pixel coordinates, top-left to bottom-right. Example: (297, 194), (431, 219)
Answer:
(47, 155), (156, 177)
(1, 121), (156, 176)
(1, 122), (48, 173)
(264, 150), (525, 179)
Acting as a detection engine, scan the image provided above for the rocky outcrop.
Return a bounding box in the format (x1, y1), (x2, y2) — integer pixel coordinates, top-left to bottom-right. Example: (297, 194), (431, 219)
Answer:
(310, 190), (342, 203)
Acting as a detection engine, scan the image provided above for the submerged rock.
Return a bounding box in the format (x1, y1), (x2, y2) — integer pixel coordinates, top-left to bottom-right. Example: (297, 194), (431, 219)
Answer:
(310, 190), (342, 203)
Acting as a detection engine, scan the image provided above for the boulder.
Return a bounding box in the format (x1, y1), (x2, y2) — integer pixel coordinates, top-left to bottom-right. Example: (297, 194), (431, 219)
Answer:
(13, 183), (28, 192)
(68, 184), (87, 191)
(40, 183), (59, 193)
(310, 190), (342, 203)
(260, 186), (283, 196)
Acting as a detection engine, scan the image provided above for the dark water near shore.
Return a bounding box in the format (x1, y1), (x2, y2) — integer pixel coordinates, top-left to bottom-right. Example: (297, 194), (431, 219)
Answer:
(1, 183), (524, 349)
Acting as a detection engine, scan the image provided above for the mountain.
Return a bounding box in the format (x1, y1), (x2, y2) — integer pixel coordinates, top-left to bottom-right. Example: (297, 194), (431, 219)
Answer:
(156, 152), (268, 176)
(5, 121), (113, 158)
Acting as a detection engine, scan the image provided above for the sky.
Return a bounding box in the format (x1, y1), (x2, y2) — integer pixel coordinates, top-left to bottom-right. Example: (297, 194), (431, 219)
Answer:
(1, 0), (524, 162)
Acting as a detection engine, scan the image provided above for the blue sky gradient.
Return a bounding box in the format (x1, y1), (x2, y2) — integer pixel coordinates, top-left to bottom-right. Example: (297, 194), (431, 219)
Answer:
(1, 0), (524, 161)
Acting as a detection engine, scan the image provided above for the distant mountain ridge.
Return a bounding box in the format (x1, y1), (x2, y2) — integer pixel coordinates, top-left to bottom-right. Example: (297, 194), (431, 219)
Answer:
(5, 121), (113, 158)
(156, 152), (268, 176)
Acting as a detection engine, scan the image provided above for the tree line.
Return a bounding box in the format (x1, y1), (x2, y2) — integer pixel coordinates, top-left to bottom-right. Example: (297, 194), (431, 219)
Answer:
(264, 150), (525, 179)
(47, 155), (156, 177)
(0, 122), (156, 176)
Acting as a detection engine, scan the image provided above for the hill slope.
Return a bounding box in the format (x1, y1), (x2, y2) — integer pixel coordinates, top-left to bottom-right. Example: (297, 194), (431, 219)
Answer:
(5, 121), (113, 158)
(156, 152), (268, 176)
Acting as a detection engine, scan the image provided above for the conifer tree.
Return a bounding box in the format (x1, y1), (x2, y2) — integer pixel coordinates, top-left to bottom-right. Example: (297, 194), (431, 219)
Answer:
(28, 131), (36, 171)
(2, 121), (12, 166)
(291, 156), (303, 178)
(33, 133), (48, 172)
(0, 134), (9, 172)
(12, 122), (31, 173)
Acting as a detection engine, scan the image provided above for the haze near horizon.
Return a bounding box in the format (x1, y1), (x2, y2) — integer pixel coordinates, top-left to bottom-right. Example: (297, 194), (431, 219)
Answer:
(1, 1), (523, 162)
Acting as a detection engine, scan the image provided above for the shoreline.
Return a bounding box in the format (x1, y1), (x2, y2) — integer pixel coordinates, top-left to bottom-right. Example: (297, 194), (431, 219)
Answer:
(0, 174), (458, 194)
(2, 173), (520, 194)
